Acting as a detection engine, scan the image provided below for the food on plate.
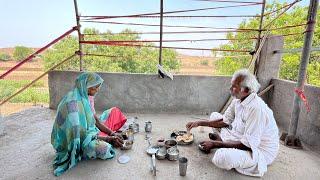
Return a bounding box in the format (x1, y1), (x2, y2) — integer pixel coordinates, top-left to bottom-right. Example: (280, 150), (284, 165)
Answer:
(176, 133), (193, 142)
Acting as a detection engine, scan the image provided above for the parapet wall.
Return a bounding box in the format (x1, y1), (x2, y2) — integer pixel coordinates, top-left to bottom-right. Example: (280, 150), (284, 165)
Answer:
(49, 71), (320, 152)
(269, 79), (320, 151)
(49, 71), (231, 114)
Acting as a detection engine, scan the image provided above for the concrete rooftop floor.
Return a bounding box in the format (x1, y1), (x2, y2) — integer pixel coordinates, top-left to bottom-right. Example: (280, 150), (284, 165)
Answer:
(1, 107), (320, 180)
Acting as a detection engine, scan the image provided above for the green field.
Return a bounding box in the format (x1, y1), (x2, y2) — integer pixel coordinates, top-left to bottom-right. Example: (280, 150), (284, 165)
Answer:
(0, 79), (49, 104)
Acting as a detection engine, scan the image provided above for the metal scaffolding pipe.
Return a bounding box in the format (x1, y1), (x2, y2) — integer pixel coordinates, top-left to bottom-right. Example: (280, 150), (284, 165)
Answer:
(158, 0), (165, 78)
(254, 0), (266, 75)
(285, 0), (319, 147)
(73, 0), (84, 71)
(159, 0), (164, 66)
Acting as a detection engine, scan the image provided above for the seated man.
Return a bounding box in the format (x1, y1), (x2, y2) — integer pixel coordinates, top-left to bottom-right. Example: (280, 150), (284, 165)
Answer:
(186, 69), (279, 177)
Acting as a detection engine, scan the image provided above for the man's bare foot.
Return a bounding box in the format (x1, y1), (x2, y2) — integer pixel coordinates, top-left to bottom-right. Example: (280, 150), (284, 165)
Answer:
(198, 144), (211, 154)
(209, 133), (222, 141)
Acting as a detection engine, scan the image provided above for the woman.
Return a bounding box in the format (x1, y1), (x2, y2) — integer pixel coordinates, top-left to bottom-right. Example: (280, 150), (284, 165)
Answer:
(51, 72), (123, 176)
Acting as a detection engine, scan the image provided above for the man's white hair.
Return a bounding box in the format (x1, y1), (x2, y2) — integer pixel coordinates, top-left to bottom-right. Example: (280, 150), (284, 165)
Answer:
(232, 69), (260, 93)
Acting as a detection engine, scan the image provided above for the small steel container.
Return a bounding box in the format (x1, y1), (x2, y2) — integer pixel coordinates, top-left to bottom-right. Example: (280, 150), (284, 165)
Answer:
(156, 146), (167, 160)
(164, 139), (177, 149)
(167, 147), (179, 161)
(145, 121), (152, 132)
(126, 127), (134, 142)
(129, 122), (139, 133)
(157, 138), (165, 147)
(121, 140), (133, 150)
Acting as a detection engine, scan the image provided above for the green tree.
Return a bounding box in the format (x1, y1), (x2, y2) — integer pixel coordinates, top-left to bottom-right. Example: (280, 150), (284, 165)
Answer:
(42, 28), (180, 73)
(13, 46), (33, 61)
(42, 35), (79, 70)
(215, 1), (320, 86)
(0, 53), (11, 61)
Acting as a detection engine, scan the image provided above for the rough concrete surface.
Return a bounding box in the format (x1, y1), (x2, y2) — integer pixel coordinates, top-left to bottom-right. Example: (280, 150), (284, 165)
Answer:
(269, 79), (320, 152)
(48, 71), (231, 114)
(1, 107), (320, 180)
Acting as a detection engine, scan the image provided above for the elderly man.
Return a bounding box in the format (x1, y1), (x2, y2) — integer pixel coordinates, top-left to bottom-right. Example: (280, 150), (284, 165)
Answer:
(186, 69), (279, 177)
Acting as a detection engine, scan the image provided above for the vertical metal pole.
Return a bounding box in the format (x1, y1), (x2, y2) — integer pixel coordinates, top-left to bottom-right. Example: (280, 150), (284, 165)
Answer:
(254, 0), (266, 75)
(158, 0), (164, 77)
(73, 0), (84, 71)
(288, 0), (318, 137)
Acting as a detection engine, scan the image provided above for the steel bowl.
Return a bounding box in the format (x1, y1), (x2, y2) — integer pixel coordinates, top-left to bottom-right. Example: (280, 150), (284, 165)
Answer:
(164, 139), (177, 149)
(156, 147), (167, 160)
(167, 147), (179, 161)
(121, 140), (133, 150)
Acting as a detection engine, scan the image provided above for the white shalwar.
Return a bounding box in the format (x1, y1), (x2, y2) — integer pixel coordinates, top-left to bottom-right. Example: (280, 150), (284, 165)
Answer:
(209, 93), (279, 177)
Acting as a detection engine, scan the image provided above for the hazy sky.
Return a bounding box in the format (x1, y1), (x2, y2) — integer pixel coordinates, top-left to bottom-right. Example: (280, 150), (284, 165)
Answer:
(0, 0), (308, 56)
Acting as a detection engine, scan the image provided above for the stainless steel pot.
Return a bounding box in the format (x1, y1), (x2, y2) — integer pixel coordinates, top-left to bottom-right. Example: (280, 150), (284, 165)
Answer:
(156, 146), (167, 160)
(167, 147), (179, 161)
(164, 139), (177, 149)
(121, 140), (133, 150)
(145, 121), (152, 132)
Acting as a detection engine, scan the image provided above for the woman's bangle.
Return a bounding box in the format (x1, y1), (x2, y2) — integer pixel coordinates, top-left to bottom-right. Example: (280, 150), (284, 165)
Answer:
(110, 132), (115, 136)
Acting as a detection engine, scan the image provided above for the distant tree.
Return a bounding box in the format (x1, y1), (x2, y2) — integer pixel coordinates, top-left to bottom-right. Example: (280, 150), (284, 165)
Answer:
(13, 46), (33, 61)
(215, 1), (320, 86)
(0, 53), (11, 61)
(42, 28), (180, 73)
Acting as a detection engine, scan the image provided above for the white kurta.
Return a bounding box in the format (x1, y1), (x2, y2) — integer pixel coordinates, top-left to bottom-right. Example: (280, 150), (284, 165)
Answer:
(210, 93), (279, 177)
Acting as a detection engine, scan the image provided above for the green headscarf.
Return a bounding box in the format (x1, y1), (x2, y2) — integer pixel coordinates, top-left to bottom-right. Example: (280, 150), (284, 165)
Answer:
(51, 72), (112, 176)
(75, 72), (104, 98)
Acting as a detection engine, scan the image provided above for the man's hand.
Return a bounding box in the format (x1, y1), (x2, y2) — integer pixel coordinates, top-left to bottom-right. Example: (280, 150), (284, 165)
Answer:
(186, 121), (200, 131)
(200, 140), (221, 151)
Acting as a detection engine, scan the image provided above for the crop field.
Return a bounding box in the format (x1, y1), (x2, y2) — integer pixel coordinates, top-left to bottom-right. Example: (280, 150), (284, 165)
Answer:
(0, 53), (216, 116)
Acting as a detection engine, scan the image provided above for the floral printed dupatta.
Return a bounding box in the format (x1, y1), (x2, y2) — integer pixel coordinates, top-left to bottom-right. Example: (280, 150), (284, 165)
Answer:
(51, 72), (115, 176)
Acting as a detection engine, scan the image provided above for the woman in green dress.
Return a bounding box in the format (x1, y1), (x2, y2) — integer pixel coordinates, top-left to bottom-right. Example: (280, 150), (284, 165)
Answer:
(51, 72), (123, 176)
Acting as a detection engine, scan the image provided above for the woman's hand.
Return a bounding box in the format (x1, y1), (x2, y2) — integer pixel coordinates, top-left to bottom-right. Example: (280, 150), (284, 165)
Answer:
(105, 136), (124, 148)
(111, 132), (124, 140)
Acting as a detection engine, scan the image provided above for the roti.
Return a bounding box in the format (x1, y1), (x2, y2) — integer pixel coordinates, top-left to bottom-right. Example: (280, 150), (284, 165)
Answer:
(176, 133), (193, 143)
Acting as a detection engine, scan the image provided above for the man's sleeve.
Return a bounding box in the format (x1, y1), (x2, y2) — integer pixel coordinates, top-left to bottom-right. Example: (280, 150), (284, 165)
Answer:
(222, 99), (236, 125)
